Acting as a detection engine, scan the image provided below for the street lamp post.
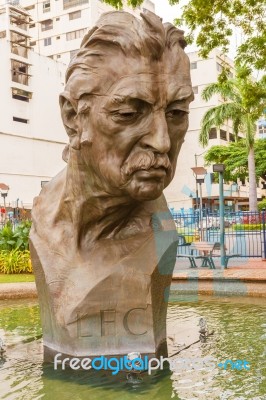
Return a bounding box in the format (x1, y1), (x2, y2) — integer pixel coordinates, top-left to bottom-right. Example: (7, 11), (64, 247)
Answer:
(191, 167), (207, 240)
(213, 164), (226, 268)
(0, 183), (10, 223)
(194, 151), (207, 212)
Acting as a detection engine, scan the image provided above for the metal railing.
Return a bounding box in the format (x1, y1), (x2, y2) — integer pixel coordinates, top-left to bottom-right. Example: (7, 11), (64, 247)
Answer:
(171, 210), (266, 258)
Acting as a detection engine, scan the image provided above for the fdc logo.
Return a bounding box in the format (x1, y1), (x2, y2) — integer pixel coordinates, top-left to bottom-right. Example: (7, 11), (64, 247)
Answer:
(217, 359), (250, 371)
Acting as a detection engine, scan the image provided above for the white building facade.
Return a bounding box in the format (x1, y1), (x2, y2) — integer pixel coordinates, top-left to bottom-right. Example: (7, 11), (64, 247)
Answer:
(0, 2), (67, 209)
(20, 0), (155, 65)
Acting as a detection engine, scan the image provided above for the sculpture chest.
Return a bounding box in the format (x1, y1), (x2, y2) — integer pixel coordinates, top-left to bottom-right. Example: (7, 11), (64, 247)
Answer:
(30, 225), (177, 359)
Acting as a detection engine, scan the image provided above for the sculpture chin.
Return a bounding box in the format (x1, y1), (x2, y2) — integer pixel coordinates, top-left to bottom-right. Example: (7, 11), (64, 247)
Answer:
(124, 168), (172, 201)
(125, 177), (165, 201)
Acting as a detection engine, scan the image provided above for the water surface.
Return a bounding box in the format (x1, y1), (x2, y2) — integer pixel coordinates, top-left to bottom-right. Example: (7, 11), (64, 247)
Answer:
(0, 296), (265, 399)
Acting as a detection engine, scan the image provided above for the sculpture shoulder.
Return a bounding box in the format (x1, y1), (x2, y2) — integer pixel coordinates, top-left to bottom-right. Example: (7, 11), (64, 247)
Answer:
(31, 168), (67, 235)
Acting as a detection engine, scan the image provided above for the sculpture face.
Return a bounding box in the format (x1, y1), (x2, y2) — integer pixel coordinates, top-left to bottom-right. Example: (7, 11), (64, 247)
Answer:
(78, 59), (192, 201)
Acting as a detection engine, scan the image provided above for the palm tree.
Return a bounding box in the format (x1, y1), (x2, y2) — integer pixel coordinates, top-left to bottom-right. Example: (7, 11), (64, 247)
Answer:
(199, 66), (266, 211)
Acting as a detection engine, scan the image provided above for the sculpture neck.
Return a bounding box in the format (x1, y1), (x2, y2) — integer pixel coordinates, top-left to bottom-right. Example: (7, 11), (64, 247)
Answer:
(59, 150), (144, 244)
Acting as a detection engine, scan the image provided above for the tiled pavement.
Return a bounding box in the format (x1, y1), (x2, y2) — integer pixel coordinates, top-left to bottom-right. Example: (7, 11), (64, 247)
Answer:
(173, 258), (266, 297)
(0, 259), (266, 299)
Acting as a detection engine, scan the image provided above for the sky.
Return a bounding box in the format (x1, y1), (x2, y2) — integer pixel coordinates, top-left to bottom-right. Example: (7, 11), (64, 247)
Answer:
(152, 0), (182, 24)
(152, 0), (198, 52)
(152, 0), (238, 59)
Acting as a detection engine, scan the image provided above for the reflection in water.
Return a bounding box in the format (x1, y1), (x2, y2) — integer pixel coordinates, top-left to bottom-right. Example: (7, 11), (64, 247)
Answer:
(0, 297), (266, 399)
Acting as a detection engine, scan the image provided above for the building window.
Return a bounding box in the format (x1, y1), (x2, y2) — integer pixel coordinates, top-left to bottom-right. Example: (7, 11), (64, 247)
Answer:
(41, 181), (49, 188)
(13, 117), (29, 124)
(63, 0), (88, 10)
(229, 133), (235, 142)
(9, 9), (28, 31)
(25, 5), (35, 10)
(220, 129), (227, 141)
(44, 37), (52, 46)
(30, 40), (36, 46)
(11, 60), (30, 85)
(41, 19), (53, 31)
(43, 1), (51, 13)
(216, 62), (223, 73)
(10, 31), (29, 58)
(56, 36), (60, 39)
(56, 54), (61, 58)
(66, 28), (86, 41)
(56, 17), (60, 21)
(12, 88), (32, 102)
(190, 62), (197, 69)
(69, 10), (81, 20)
(192, 86), (198, 94)
(209, 128), (217, 140)
(29, 23), (35, 28)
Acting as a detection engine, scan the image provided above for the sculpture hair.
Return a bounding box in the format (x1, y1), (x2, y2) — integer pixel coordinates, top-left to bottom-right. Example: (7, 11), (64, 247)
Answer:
(62, 10), (187, 107)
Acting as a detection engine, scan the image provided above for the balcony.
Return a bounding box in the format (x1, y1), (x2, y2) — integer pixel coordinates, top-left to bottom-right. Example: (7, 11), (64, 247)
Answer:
(63, 0), (89, 10)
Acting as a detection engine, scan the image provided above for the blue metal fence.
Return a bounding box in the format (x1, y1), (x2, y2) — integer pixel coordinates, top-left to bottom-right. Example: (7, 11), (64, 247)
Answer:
(171, 209), (266, 258)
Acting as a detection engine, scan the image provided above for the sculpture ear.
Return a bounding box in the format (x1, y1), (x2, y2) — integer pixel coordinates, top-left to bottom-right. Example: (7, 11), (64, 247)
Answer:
(59, 91), (80, 149)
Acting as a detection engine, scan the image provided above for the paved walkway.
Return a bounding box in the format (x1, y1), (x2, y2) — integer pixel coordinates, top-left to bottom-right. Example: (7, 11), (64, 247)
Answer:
(0, 258), (266, 299)
(173, 258), (266, 297)
(0, 282), (37, 300)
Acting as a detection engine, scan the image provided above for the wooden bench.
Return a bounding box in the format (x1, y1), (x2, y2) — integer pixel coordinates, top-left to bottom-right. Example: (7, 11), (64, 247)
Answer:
(177, 241), (240, 269)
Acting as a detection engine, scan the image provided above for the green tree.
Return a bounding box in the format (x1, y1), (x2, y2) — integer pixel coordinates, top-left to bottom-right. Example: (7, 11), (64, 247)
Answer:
(171, 0), (266, 71)
(204, 139), (266, 183)
(199, 66), (266, 211)
(258, 198), (266, 211)
(103, 0), (266, 71)
(101, 0), (143, 9)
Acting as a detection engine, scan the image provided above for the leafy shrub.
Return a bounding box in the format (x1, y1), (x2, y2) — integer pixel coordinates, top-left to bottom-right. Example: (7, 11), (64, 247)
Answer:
(233, 224), (263, 231)
(0, 220), (31, 251)
(258, 199), (266, 212)
(0, 250), (32, 274)
(12, 220), (31, 250)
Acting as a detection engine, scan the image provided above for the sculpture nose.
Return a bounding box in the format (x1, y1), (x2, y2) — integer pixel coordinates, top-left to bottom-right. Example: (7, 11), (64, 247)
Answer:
(140, 111), (171, 154)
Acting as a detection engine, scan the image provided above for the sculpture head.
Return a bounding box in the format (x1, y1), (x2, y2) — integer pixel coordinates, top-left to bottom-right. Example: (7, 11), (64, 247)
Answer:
(60, 10), (193, 201)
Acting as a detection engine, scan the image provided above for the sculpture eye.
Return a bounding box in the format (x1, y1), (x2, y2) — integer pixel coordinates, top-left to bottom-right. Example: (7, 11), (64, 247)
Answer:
(165, 109), (187, 119)
(119, 111), (138, 119)
(111, 110), (140, 122)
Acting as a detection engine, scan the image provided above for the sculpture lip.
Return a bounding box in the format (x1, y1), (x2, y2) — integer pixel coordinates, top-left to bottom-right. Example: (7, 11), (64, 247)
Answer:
(135, 167), (167, 179)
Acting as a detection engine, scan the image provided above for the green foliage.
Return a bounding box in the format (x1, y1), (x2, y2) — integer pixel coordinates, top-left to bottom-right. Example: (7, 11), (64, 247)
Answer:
(0, 222), (15, 251)
(12, 220), (31, 251)
(258, 199), (266, 212)
(233, 224), (263, 231)
(0, 220), (31, 251)
(199, 65), (266, 211)
(103, 0), (265, 73)
(0, 250), (32, 274)
(101, 0), (143, 9)
(204, 139), (266, 182)
(171, 0), (266, 71)
(199, 66), (266, 150)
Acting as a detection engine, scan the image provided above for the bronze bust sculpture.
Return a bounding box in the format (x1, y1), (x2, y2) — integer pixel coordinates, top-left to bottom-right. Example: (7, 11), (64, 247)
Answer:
(30, 10), (193, 361)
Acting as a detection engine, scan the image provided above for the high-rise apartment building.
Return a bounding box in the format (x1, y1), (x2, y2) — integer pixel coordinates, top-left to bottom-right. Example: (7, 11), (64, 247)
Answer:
(0, 1), (66, 208)
(20, 0), (155, 65)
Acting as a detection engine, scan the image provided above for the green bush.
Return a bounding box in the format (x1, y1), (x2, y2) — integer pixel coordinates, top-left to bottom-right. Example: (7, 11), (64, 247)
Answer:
(233, 223), (263, 231)
(0, 249), (32, 274)
(0, 220), (31, 251)
(258, 199), (266, 212)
